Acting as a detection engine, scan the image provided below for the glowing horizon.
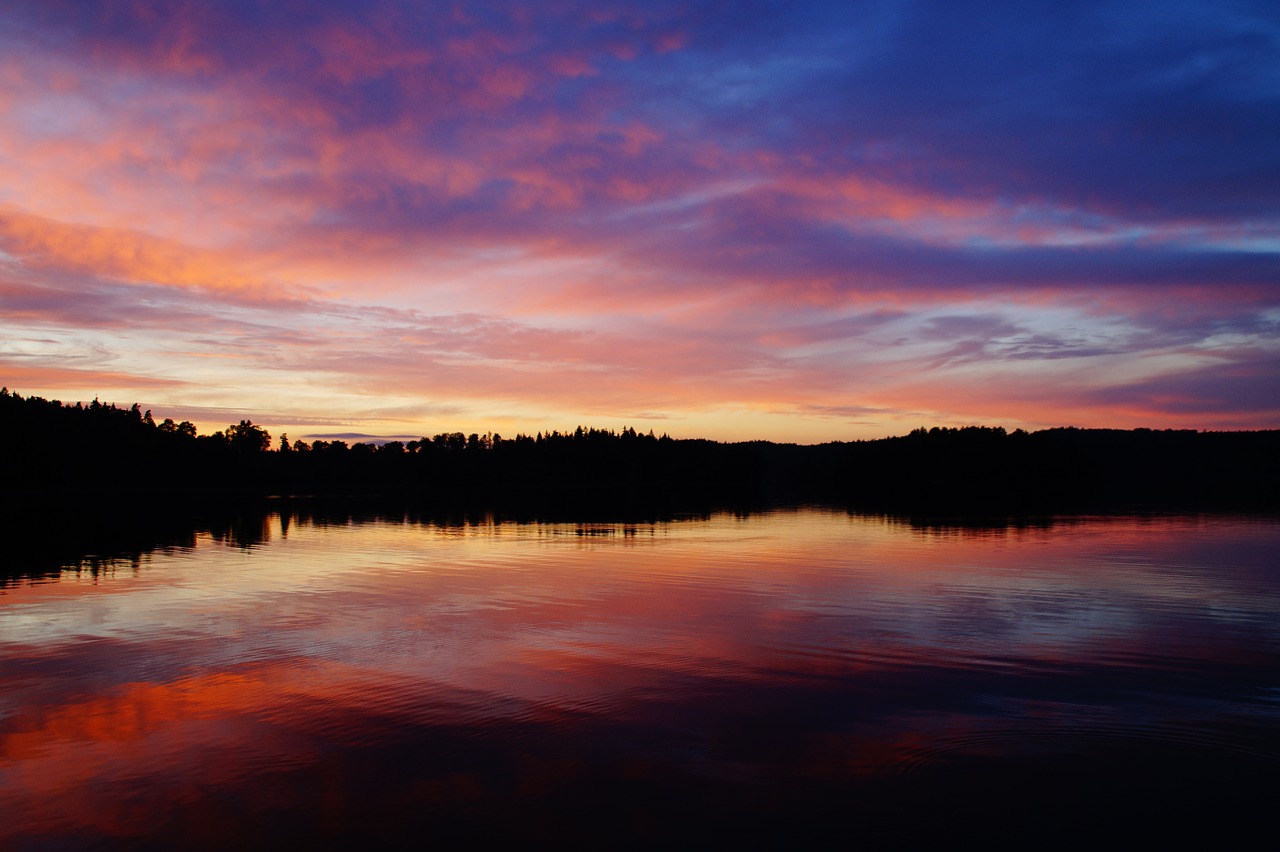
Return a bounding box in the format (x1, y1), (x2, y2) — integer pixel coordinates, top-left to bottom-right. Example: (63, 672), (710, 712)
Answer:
(2, 1), (1277, 443)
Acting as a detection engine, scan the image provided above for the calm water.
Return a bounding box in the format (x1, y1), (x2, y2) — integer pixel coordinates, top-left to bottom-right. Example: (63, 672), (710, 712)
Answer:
(1, 508), (1277, 847)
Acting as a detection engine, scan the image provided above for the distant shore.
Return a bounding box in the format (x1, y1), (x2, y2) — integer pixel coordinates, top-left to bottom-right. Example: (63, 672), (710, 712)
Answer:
(3, 390), (1278, 513)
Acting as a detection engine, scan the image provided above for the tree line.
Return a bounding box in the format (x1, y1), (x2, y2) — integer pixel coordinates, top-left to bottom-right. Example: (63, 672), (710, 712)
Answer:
(2, 388), (1277, 511)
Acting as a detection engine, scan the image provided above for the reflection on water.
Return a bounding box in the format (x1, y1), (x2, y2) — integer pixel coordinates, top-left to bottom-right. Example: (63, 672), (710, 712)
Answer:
(1, 508), (1277, 847)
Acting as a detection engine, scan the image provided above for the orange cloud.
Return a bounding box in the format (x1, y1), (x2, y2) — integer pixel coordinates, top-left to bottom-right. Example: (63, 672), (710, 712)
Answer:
(0, 362), (187, 392)
(0, 207), (304, 303)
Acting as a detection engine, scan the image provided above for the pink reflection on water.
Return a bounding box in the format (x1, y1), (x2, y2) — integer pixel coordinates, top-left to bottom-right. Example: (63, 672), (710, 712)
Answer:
(1, 510), (1277, 845)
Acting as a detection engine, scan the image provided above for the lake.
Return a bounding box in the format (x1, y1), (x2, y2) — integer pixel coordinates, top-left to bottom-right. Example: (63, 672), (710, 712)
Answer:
(1, 507), (1277, 847)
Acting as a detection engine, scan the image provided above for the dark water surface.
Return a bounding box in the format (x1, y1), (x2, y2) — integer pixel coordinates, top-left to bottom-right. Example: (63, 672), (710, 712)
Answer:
(2, 508), (1277, 848)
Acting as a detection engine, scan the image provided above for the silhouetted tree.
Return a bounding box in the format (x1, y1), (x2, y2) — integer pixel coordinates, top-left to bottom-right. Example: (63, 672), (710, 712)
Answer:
(2, 389), (1277, 509)
(226, 420), (271, 454)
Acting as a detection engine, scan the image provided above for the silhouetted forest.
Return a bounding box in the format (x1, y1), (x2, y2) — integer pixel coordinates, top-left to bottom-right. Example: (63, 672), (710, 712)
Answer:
(2, 388), (1277, 513)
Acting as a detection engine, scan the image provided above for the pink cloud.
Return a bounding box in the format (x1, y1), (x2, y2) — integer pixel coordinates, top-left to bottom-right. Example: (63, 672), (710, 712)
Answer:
(0, 362), (187, 392)
(0, 1), (1273, 439)
(548, 53), (598, 78)
(0, 208), (306, 303)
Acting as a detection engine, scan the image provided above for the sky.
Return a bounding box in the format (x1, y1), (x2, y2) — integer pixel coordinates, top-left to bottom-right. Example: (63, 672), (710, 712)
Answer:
(1, 0), (1277, 443)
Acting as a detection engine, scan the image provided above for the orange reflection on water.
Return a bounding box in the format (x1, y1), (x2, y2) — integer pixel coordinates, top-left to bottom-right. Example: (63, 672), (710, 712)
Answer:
(1, 509), (1277, 846)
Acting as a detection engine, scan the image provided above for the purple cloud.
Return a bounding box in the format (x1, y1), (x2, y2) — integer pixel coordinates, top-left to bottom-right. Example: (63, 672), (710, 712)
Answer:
(0, 1), (1276, 438)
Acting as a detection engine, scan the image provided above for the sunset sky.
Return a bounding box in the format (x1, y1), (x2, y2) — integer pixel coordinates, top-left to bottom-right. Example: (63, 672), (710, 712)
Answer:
(1, 0), (1277, 443)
